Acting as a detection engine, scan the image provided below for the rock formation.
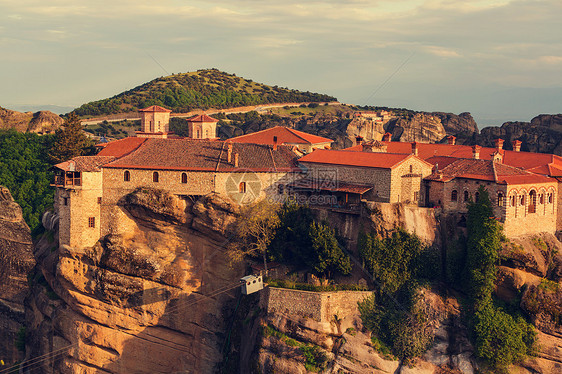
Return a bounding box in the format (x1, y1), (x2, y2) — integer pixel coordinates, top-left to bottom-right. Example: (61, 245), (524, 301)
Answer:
(24, 190), (244, 373)
(0, 106), (63, 134)
(478, 114), (562, 155)
(0, 186), (35, 366)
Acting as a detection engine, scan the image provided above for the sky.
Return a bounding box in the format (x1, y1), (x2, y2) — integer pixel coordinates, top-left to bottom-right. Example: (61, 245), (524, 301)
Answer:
(1, 0), (561, 127)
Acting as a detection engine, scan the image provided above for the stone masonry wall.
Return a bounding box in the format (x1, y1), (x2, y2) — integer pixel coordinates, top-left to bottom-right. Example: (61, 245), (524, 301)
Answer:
(263, 287), (372, 323)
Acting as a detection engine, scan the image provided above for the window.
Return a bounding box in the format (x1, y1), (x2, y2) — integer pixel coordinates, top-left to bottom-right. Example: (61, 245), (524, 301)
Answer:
(153, 171), (159, 183)
(181, 173), (188, 184)
(529, 191), (537, 213)
(464, 190), (469, 202)
(539, 194), (544, 204)
(97, 197), (102, 204)
(88, 217), (95, 228)
(63, 197), (68, 206)
(548, 193), (553, 204)
(510, 195), (516, 207)
(497, 192), (504, 207)
(278, 184), (284, 194)
(451, 190), (458, 202)
(414, 191), (419, 202)
(239, 182), (246, 193)
(124, 170), (130, 182)
(196, 129), (201, 138)
(520, 195), (525, 206)
(409, 165), (413, 173)
(475, 191), (480, 202)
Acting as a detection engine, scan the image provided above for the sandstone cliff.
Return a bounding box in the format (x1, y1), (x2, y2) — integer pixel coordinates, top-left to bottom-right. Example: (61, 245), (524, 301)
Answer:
(24, 190), (244, 373)
(0, 186), (35, 366)
(478, 114), (562, 155)
(0, 106), (63, 133)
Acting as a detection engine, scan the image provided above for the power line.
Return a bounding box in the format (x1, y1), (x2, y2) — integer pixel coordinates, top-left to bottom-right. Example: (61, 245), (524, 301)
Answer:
(0, 281), (242, 374)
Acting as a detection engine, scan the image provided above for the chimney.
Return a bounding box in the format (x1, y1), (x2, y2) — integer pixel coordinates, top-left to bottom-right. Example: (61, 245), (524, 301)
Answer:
(227, 143), (233, 163)
(472, 145), (481, 159)
(273, 136), (278, 151)
(382, 132), (392, 142)
(234, 153), (239, 168)
(512, 140), (522, 152)
(355, 135), (364, 146)
(447, 135), (456, 145)
(411, 141), (418, 156)
(495, 138), (504, 152)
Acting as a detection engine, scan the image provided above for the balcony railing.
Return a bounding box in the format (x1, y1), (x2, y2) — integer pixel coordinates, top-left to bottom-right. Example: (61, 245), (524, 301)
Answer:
(52, 173), (82, 188)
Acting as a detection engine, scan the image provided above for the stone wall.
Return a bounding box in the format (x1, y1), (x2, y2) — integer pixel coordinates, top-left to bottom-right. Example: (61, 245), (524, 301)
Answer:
(262, 287), (372, 323)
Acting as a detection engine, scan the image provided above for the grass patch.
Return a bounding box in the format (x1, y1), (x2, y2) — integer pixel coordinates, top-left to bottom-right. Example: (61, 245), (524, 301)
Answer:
(262, 325), (327, 372)
(266, 279), (368, 292)
(538, 278), (559, 292)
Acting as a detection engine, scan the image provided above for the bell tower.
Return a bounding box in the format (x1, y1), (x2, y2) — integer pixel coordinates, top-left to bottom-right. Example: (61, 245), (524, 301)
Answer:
(186, 114), (218, 139)
(137, 105), (172, 138)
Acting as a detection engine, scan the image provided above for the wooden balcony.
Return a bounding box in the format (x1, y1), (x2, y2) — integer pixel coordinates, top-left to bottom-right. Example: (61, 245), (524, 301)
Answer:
(51, 172), (82, 188)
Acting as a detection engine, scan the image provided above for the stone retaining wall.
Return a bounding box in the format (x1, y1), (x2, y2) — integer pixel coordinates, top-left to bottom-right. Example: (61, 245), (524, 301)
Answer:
(262, 287), (372, 323)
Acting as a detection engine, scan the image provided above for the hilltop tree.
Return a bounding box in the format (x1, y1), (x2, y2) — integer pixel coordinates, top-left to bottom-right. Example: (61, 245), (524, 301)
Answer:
(49, 113), (91, 163)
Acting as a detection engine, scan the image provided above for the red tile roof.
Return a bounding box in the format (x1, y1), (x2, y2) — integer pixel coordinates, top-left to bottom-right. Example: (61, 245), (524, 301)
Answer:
(54, 156), (116, 172)
(187, 114), (219, 123)
(298, 149), (418, 169)
(425, 158), (554, 184)
(228, 126), (333, 146)
(97, 137), (147, 158)
(287, 178), (373, 194)
(139, 105), (171, 113)
(103, 138), (298, 172)
(346, 141), (562, 178)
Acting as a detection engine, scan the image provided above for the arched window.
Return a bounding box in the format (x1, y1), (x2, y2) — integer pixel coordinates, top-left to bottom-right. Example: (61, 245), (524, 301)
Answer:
(510, 195), (516, 207)
(548, 193), (553, 204)
(539, 193), (544, 204)
(409, 165), (413, 173)
(181, 173), (187, 184)
(451, 190), (458, 202)
(239, 182), (246, 193)
(464, 191), (469, 202)
(497, 192), (504, 207)
(520, 195), (525, 206)
(153, 171), (159, 183)
(529, 191), (537, 213)
(124, 170), (130, 182)
(196, 129), (201, 138)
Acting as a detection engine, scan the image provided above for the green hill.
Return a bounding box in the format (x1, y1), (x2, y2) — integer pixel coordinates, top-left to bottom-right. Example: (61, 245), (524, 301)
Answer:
(73, 69), (337, 117)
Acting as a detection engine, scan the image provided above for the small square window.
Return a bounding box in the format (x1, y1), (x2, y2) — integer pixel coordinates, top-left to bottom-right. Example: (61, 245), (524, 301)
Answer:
(88, 217), (95, 228)
(97, 197), (102, 204)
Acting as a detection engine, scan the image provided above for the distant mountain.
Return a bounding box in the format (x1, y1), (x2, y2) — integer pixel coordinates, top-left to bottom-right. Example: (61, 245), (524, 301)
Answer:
(73, 68), (337, 117)
(6, 105), (75, 115)
(0, 106), (63, 133)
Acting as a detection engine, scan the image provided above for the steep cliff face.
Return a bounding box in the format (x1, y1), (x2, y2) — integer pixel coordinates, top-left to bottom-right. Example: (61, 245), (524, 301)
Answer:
(478, 114), (562, 155)
(0, 186), (35, 366)
(432, 112), (479, 136)
(25, 190), (243, 373)
(0, 106), (63, 133)
(385, 113), (447, 143)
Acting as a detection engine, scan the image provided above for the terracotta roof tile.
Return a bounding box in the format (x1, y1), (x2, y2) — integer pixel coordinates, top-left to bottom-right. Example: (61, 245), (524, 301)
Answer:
(55, 156), (116, 172)
(228, 126), (333, 146)
(139, 105), (172, 113)
(103, 138), (298, 172)
(298, 149), (415, 169)
(187, 114), (219, 122)
(287, 178), (373, 194)
(97, 137), (147, 158)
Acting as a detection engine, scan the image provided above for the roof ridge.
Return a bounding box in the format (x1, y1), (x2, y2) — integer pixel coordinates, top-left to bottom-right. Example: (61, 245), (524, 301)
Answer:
(285, 127), (314, 144)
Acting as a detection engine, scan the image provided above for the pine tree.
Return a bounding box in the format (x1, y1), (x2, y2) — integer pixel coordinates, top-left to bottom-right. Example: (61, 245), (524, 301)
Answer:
(49, 113), (90, 164)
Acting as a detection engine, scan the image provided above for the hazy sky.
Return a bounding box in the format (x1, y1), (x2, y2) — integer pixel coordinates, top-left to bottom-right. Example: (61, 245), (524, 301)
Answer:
(1, 0), (561, 126)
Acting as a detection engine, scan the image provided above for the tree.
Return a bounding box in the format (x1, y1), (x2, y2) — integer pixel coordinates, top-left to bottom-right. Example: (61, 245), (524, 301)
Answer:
(49, 113), (91, 163)
(228, 200), (280, 272)
(308, 221), (351, 278)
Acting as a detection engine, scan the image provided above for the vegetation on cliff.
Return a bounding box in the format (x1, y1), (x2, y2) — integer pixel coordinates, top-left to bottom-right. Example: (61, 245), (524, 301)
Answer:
(0, 131), (54, 233)
(229, 201), (351, 279)
(357, 229), (439, 361)
(464, 187), (536, 372)
(72, 69), (336, 116)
